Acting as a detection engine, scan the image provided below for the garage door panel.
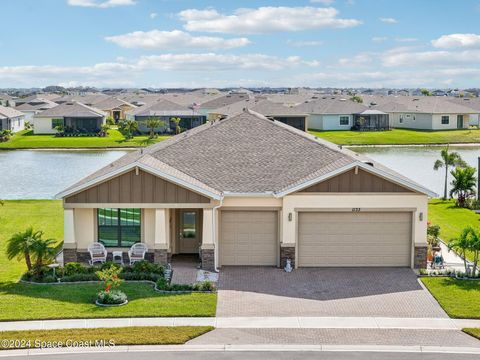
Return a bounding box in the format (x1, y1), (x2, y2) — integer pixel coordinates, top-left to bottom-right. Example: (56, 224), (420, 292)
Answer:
(220, 210), (277, 266)
(298, 212), (411, 267)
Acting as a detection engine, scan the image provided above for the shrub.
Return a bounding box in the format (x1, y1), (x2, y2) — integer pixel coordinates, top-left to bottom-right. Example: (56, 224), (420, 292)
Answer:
(97, 289), (127, 305)
(63, 262), (89, 276)
(61, 273), (99, 282)
(120, 272), (161, 282)
(155, 278), (214, 292)
(100, 261), (121, 271)
(125, 260), (164, 275)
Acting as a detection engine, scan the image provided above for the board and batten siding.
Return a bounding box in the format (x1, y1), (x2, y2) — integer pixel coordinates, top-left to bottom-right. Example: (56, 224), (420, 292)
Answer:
(65, 169), (210, 204)
(300, 168), (414, 193)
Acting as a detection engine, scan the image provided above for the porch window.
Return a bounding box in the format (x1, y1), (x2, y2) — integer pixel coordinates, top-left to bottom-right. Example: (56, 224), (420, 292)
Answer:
(97, 208), (141, 247)
(52, 118), (64, 129)
(339, 116), (349, 126)
(441, 115), (449, 125)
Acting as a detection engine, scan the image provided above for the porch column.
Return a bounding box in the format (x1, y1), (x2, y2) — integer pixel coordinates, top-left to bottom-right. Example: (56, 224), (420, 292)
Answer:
(63, 209), (77, 263)
(154, 209), (169, 265)
(201, 209), (215, 271)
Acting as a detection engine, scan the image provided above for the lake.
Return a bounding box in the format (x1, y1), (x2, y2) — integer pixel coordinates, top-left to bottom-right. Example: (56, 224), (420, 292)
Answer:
(0, 150), (130, 199)
(0, 146), (478, 199)
(354, 146), (480, 196)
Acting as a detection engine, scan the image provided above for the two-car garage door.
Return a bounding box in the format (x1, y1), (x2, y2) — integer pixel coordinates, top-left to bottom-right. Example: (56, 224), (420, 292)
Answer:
(298, 212), (412, 267)
(220, 210), (278, 266)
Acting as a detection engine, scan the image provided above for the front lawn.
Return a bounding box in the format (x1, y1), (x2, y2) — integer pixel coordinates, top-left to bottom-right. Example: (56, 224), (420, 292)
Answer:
(0, 326), (213, 349)
(0, 130), (170, 149)
(463, 328), (480, 341)
(421, 277), (480, 319)
(309, 128), (480, 145)
(0, 283), (217, 321)
(0, 200), (217, 320)
(428, 199), (480, 261)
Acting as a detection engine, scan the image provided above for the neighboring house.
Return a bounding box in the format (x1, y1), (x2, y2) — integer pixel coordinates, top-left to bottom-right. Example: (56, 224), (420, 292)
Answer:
(447, 97), (480, 127)
(94, 97), (136, 122)
(0, 105), (25, 133)
(0, 93), (16, 107)
(297, 98), (370, 130)
(52, 94), (109, 106)
(15, 98), (58, 121)
(126, 99), (206, 133)
(33, 102), (106, 134)
(368, 96), (478, 130)
(198, 93), (251, 115)
(58, 109), (434, 270)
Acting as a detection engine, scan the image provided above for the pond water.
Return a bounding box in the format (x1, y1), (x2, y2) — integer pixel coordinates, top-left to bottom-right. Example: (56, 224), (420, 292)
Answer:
(0, 146), (479, 199)
(0, 150), (130, 199)
(354, 146), (480, 196)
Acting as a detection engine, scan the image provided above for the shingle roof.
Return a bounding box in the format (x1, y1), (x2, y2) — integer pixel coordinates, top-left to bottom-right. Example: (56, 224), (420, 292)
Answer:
(127, 99), (196, 117)
(200, 93), (251, 109)
(0, 105), (24, 119)
(94, 97), (135, 111)
(297, 98), (367, 114)
(15, 98), (58, 111)
(34, 102), (106, 118)
(60, 109), (434, 198)
(251, 100), (308, 116)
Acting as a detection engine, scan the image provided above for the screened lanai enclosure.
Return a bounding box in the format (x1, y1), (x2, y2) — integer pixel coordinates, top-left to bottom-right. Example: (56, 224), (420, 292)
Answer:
(352, 110), (390, 131)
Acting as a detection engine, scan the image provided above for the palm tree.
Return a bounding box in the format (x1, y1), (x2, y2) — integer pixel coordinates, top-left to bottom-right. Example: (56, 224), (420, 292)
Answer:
(31, 238), (56, 268)
(433, 145), (467, 199)
(448, 228), (471, 275)
(118, 120), (139, 140)
(143, 117), (165, 139)
(170, 117), (182, 135)
(6, 227), (43, 271)
(450, 166), (476, 207)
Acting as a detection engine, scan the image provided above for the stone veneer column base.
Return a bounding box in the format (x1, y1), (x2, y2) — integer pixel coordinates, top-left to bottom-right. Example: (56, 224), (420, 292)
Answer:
(280, 246), (296, 269)
(154, 249), (169, 265)
(62, 248), (78, 263)
(201, 249), (215, 271)
(414, 245), (428, 269)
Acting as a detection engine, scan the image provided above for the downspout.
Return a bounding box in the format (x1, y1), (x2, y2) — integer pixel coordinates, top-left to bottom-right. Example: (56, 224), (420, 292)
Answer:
(212, 195), (224, 272)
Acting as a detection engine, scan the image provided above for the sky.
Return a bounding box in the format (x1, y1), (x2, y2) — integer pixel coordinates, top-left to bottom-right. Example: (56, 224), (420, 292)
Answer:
(1, 0), (480, 89)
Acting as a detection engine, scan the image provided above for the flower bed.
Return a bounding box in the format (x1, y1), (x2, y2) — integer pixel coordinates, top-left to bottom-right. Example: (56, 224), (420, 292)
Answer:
(155, 278), (216, 293)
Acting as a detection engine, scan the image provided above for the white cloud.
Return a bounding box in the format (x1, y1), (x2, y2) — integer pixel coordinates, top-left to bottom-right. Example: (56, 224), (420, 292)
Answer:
(286, 39), (323, 47)
(105, 30), (250, 50)
(395, 37), (418, 42)
(178, 6), (361, 34)
(379, 17), (397, 24)
(68, 0), (136, 8)
(310, 0), (335, 5)
(432, 33), (480, 49)
(382, 48), (480, 67)
(150, 12), (158, 19)
(337, 53), (372, 67)
(372, 36), (388, 43)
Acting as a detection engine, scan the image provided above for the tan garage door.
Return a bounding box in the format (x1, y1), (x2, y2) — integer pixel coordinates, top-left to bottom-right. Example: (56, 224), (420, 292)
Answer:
(298, 212), (412, 267)
(220, 210), (278, 266)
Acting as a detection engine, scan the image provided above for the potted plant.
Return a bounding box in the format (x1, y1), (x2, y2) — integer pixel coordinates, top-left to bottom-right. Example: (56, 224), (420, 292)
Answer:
(95, 265), (128, 306)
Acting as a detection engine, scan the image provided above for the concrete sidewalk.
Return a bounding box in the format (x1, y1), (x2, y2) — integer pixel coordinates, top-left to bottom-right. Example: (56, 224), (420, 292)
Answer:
(1, 316), (479, 331)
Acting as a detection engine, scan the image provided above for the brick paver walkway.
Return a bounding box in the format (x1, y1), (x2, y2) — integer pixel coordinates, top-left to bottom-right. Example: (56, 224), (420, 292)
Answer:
(217, 267), (447, 318)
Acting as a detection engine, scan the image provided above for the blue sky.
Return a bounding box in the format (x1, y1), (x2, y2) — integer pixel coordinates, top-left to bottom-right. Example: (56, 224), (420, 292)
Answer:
(1, 0), (480, 88)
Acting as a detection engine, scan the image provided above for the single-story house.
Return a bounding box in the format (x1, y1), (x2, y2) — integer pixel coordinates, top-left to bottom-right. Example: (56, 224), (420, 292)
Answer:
(366, 96), (478, 130)
(94, 97), (136, 122)
(198, 93), (251, 116)
(0, 93), (16, 107)
(0, 106), (25, 133)
(58, 109), (434, 270)
(15, 98), (58, 121)
(126, 99), (206, 133)
(297, 98), (370, 130)
(447, 97), (480, 127)
(33, 102), (106, 134)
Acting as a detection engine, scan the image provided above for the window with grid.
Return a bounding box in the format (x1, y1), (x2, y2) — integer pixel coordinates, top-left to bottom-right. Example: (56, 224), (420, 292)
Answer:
(441, 115), (449, 125)
(98, 208), (141, 247)
(339, 116), (349, 126)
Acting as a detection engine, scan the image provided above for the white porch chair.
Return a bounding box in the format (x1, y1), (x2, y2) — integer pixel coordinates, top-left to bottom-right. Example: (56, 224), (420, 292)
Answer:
(128, 243), (148, 265)
(87, 242), (107, 265)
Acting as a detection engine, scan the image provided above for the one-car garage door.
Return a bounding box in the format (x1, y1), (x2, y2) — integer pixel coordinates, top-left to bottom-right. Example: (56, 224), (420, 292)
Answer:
(220, 210), (278, 266)
(298, 212), (412, 267)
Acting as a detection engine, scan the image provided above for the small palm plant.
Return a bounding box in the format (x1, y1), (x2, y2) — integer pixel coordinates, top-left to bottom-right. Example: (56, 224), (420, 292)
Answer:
(143, 117), (165, 139)
(170, 117), (182, 134)
(450, 166), (476, 208)
(448, 226), (478, 277)
(6, 227), (43, 271)
(433, 145), (467, 199)
(31, 237), (56, 268)
(118, 120), (139, 140)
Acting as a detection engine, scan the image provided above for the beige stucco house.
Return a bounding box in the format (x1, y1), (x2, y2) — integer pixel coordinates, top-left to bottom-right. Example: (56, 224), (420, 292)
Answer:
(58, 110), (435, 270)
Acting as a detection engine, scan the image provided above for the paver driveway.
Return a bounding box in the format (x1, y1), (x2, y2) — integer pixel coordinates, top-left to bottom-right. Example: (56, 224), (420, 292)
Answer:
(217, 267), (447, 318)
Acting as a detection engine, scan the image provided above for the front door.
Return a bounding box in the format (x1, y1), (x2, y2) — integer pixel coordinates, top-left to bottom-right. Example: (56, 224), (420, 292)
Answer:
(178, 210), (200, 253)
(457, 115), (464, 129)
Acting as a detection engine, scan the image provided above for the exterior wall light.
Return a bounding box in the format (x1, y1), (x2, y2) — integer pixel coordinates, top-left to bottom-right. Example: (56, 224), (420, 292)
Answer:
(419, 212), (423, 221)
(288, 213), (293, 222)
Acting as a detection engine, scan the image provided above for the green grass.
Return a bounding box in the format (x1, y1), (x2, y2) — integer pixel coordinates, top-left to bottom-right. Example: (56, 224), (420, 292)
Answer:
(428, 199), (480, 261)
(309, 128), (480, 145)
(0, 326), (213, 349)
(0, 200), (217, 321)
(463, 328), (480, 341)
(0, 130), (170, 149)
(421, 277), (480, 318)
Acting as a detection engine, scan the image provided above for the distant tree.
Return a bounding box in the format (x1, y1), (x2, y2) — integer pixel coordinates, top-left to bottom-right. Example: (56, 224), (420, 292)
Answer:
(171, 117), (182, 134)
(350, 95), (363, 103)
(421, 89), (432, 96)
(24, 121), (32, 131)
(433, 145), (467, 199)
(450, 166), (476, 208)
(143, 117), (165, 139)
(118, 120), (138, 140)
(105, 116), (115, 126)
(5, 100), (9, 107)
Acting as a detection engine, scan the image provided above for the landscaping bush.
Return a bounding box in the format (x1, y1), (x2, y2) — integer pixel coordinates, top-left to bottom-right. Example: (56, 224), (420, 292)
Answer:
(61, 273), (99, 282)
(63, 262), (93, 276)
(97, 289), (127, 305)
(156, 278), (215, 292)
(120, 272), (162, 282)
(100, 261), (121, 271)
(21, 269), (57, 283)
(123, 260), (164, 276)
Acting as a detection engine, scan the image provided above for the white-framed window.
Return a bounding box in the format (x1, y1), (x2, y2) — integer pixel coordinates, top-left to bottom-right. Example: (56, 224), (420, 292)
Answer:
(406, 114), (411, 118)
(441, 115), (449, 125)
(339, 116), (349, 126)
(399, 114), (404, 124)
